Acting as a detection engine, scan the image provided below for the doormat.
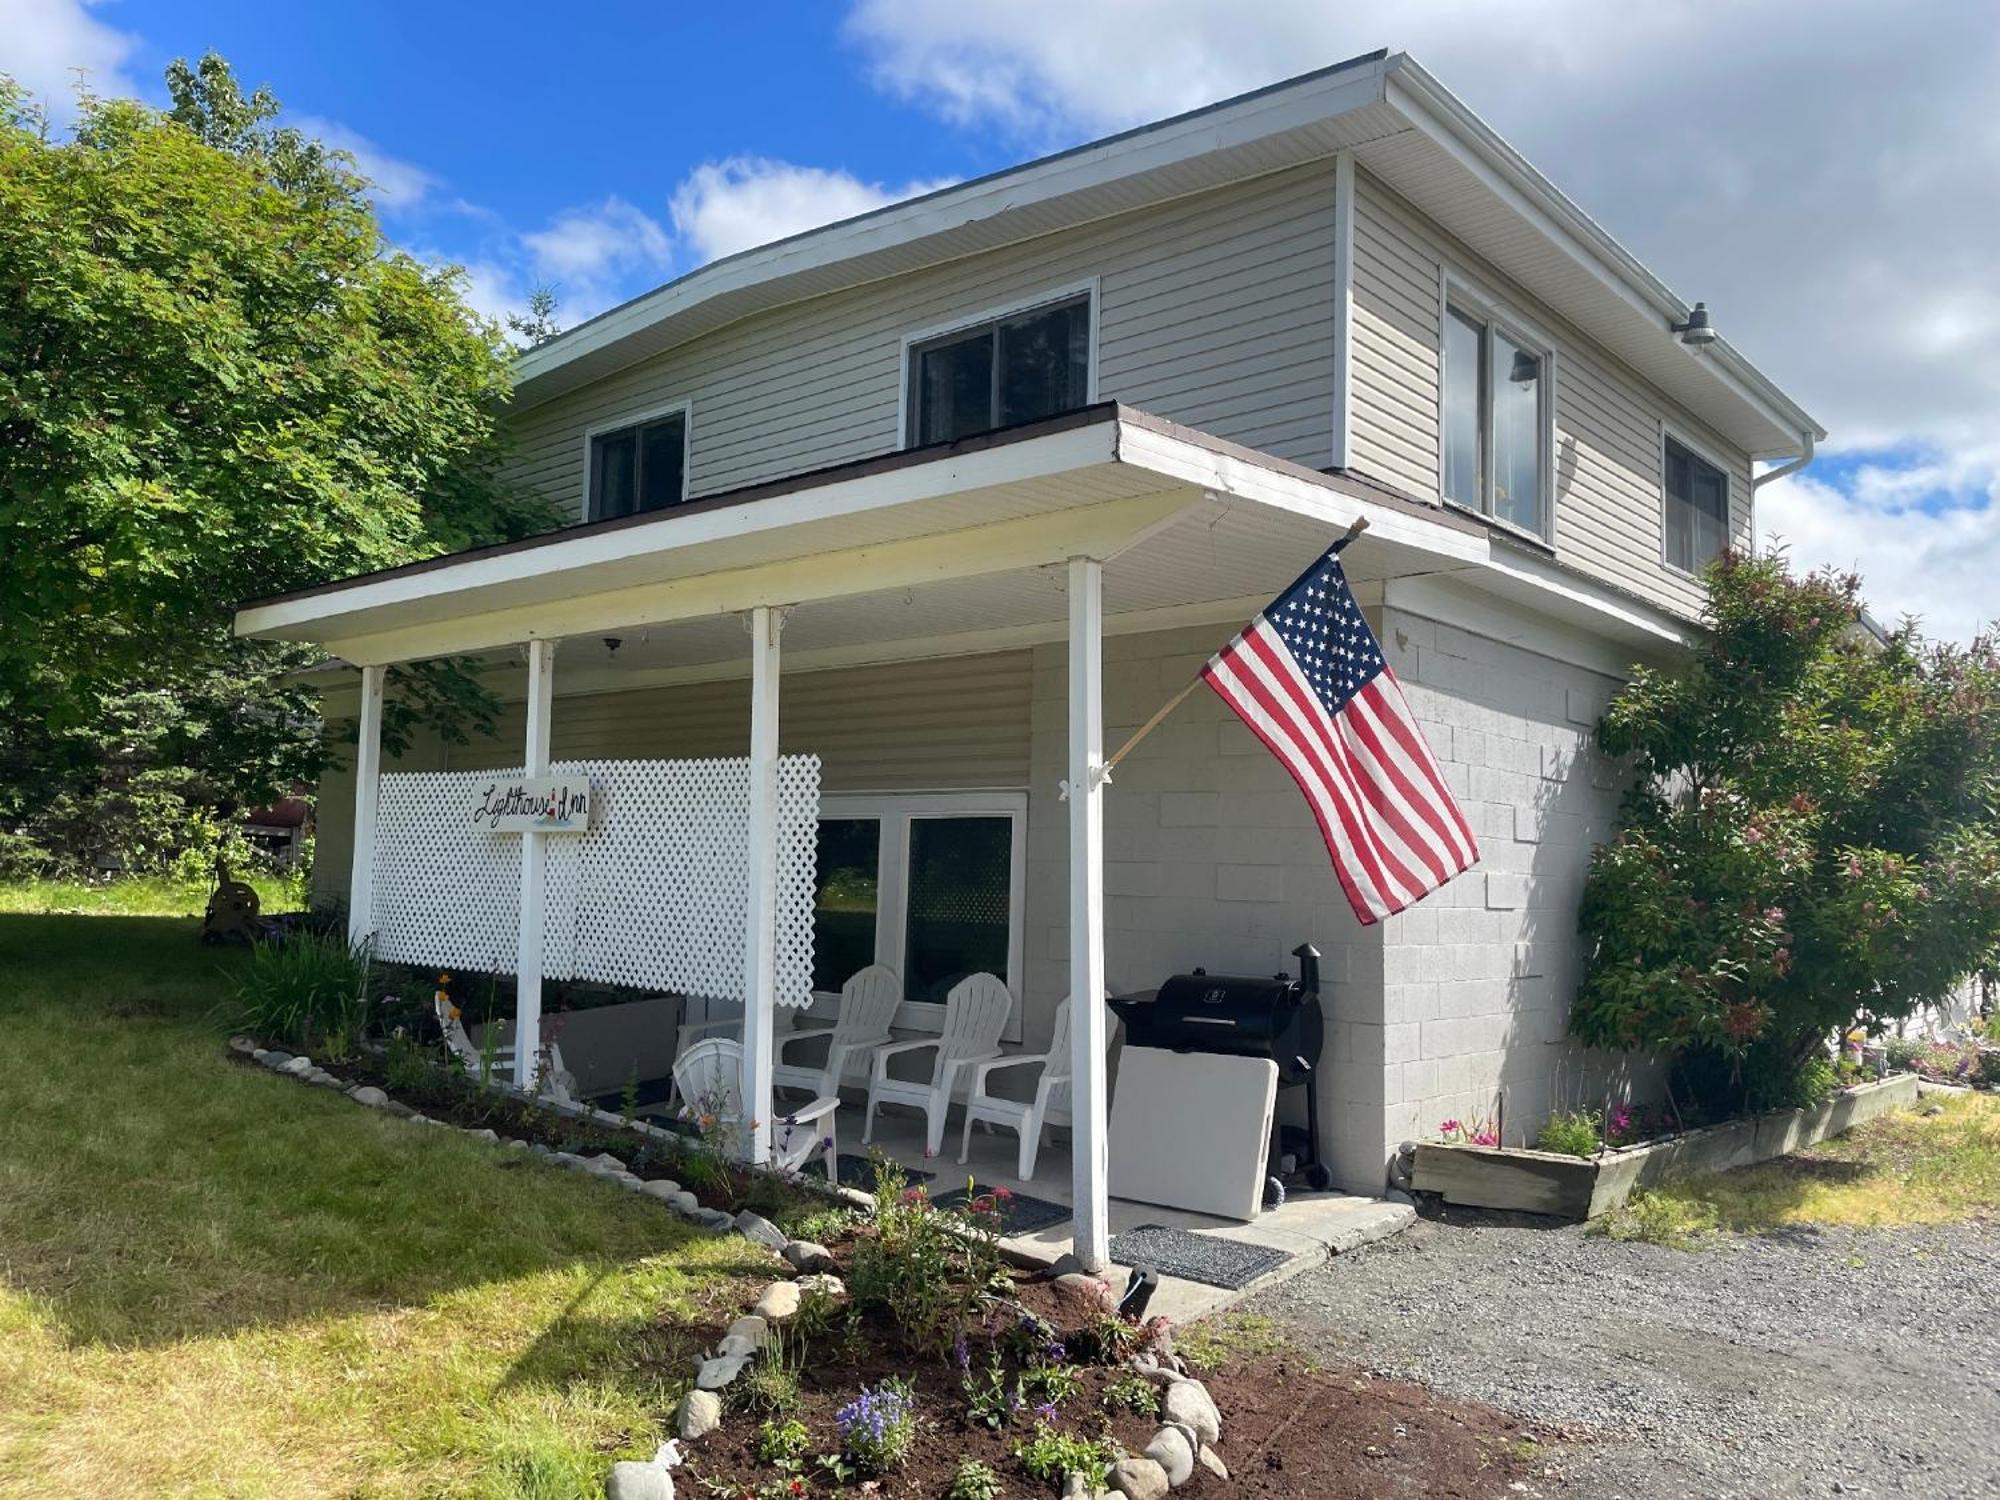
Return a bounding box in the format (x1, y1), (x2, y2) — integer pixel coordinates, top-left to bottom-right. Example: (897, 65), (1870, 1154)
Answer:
(932, 1184), (1072, 1236)
(803, 1153), (934, 1190)
(1106, 1225), (1291, 1290)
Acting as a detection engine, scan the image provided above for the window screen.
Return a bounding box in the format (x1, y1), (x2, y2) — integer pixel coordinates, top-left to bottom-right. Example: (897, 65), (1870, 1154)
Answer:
(588, 411), (686, 520)
(902, 815), (1013, 1004)
(1664, 438), (1730, 573)
(909, 295), (1091, 446)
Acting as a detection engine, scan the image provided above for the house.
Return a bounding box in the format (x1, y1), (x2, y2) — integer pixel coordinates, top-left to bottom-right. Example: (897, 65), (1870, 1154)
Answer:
(233, 49), (1822, 1266)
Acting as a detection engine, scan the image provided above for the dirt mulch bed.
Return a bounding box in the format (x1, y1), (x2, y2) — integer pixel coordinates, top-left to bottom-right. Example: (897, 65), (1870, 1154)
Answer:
(679, 1342), (1565, 1500)
(1206, 1355), (1566, 1498)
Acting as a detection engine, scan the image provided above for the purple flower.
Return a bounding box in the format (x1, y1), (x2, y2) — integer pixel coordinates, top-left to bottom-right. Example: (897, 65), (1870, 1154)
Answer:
(953, 1332), (971, 1374)
(1034, 1400), (1059, 1422)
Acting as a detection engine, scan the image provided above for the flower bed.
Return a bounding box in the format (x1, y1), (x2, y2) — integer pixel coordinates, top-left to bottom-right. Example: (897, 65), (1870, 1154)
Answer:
(1411, 1074), (1922, 1220)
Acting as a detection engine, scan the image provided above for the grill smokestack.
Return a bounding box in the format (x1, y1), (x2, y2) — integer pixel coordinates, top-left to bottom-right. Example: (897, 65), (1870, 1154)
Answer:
(1291, 942), (1321, 997)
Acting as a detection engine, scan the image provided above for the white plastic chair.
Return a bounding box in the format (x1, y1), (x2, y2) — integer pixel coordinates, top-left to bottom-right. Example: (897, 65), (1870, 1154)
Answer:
(862, 972), (1013, 1157)
(666, 1000), (803, 1108)
(958, 996), (1073, 1181)
(672, 1037), (839, 1173)
(435, 997), (577, 1103)
(773, 964), (902, 1097)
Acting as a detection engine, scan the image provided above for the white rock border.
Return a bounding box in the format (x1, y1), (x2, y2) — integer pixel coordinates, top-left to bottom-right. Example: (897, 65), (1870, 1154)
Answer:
(224, 1034), (858, 1239)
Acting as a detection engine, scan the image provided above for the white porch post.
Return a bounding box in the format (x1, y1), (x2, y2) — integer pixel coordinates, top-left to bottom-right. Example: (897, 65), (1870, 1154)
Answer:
(1067, 555), (1110, 1271)
(347, 664), (386, 949)
(741, 605), (783, 1164)
(513, 639), (557, 1091)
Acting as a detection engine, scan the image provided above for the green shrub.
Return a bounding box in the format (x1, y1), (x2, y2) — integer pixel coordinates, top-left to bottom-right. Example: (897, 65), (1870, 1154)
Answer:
(849, 1160), (1006, 1353)
(752, 1416), (810, 1470)
(1101, 1369), (1160, 1418)
(1884, 1034), (1927, 1071)
(947, 1457), (1003, 1500)
(233, 928), (371, 1050)
(1572, 551), (2000, 1119)
(1533, 1109), (1602, 1158)
(1013, 1424), (1115, 1488)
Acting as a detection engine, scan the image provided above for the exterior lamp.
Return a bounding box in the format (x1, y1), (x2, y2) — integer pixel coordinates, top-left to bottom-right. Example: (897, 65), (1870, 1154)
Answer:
(1669, 301), (1719, 351)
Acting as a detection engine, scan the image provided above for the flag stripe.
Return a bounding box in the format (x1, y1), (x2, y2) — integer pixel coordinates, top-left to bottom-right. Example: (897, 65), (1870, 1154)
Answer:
(1231, 624), (1430, 904)
(1202, 648), (1398, 913)
(1197, 543), (1479, 924)
(1240, 627), (1446, 892)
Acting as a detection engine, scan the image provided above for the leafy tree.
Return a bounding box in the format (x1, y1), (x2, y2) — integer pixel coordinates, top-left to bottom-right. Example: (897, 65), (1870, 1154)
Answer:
(1571, 551), (2000, 1114)
(0, 56), (556, 876)
(506, 285), (564, 348)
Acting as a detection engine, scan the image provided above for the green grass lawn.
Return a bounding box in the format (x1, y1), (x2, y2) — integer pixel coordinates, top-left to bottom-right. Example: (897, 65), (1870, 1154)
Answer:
(1599, 1091), (2000, 1247)
(0, 893), (766, 1499)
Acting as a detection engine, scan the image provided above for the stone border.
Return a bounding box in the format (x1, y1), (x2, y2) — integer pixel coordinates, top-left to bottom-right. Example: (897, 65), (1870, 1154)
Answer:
(1409, 1073), (1922, 1219)
(225, 1035), (857, 1234)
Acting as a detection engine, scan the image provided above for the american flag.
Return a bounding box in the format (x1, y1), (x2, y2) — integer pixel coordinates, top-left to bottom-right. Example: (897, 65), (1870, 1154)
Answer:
(1202, 541), (1478, 924)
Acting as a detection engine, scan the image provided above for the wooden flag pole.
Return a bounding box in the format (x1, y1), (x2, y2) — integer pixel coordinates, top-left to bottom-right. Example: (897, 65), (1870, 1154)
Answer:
(1099, 515), (1371, 777)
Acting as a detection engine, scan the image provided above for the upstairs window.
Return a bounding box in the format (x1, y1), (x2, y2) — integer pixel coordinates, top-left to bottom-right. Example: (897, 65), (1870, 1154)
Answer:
(1664, 437), (1730, 573)
(907, 293), (1092, 447)
(1442, 300), (1549, 536)
(588, 408), (687, 520)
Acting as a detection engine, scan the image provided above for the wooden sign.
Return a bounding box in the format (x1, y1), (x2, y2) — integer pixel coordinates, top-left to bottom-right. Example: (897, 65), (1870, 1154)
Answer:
(474, 775), (594, 833)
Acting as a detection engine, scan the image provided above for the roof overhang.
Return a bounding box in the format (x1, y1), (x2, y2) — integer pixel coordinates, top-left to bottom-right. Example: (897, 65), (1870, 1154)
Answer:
(507, 51), (1819, 462)
(237, 406), (1693, 682)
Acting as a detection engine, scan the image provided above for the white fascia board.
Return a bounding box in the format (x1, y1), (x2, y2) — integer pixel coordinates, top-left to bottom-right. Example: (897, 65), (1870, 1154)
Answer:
(315, 488), (1198, 666)
(235, 420), (1123, 642)
(1464, 541), (1698, 657)
(1113, 418), (1490, 568)
(1380, 57), (1822, 455)
(510, 59), (1391, 399)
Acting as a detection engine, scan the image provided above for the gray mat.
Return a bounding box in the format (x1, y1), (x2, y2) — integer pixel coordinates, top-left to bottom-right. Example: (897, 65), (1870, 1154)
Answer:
(932, 1184), (1072, 1235)
(1106, 1224), (1292, 1290)
(802, 1152), (934, 1190)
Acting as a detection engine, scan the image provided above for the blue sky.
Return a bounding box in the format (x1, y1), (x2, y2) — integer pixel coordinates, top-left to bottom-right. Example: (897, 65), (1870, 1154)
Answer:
(6, 0), (1998, 641)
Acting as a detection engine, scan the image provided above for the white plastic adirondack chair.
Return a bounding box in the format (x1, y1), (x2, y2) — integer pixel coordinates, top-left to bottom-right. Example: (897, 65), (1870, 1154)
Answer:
(958, 995), (1074, 1181)
(862, 971), (1013, 1157)
(672, 1037), (839, 1173)
(772, 964), (901, 1097)
(661, 1000), (807, 1115)
(435, 997), (577, 1103)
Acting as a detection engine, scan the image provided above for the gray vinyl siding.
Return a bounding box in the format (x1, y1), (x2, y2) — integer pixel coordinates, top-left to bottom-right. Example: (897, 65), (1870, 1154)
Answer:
(1348, 170), (1752, 619)
(501, 162), (1337, 514)
(310, 652), (1033, 907)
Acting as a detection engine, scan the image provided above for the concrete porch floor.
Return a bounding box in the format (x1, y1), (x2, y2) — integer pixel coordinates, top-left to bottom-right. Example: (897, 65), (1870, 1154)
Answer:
(817, 1093), (1414, 1323)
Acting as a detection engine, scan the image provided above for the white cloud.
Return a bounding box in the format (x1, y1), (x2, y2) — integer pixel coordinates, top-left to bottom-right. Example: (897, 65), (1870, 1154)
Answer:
(518, 196), (674, 320)
(669, 155), (954, 265)
(1759, 466), (2000, 645)
(0, 0), (139, 118)
(846, 0), (2000, 638)
(291, 115), (441, 213)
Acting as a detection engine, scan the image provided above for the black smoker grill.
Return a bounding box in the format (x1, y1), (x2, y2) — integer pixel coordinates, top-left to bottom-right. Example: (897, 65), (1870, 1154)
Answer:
(1109, 943), (1332, 1192)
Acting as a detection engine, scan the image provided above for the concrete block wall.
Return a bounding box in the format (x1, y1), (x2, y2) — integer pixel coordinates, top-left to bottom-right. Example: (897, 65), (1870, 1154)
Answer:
(1023, 623), (1384, 1190)
(1371, 601), (1656, 1170)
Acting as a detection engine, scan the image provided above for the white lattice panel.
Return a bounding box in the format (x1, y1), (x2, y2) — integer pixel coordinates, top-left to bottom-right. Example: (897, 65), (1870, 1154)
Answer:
(368, 756), (820, 1008)
(371, 768), (525, 973)
(568, 756), (822, 1008)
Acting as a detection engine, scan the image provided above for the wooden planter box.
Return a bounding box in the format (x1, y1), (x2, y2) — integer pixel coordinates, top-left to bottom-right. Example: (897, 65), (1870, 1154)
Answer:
(1411, 1073), (1921, 1220)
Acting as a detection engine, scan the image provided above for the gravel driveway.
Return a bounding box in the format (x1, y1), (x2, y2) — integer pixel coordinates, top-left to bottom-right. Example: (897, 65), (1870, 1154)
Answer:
(1244, 1210), (1998, 1499)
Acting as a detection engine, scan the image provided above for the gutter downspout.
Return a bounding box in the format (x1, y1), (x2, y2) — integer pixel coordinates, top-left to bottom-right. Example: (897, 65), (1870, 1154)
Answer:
(1751, 430), (1815, 491)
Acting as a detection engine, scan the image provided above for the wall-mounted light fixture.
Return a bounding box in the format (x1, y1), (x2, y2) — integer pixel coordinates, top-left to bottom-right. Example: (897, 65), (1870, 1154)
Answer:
(1669, 301), (1719, 351)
